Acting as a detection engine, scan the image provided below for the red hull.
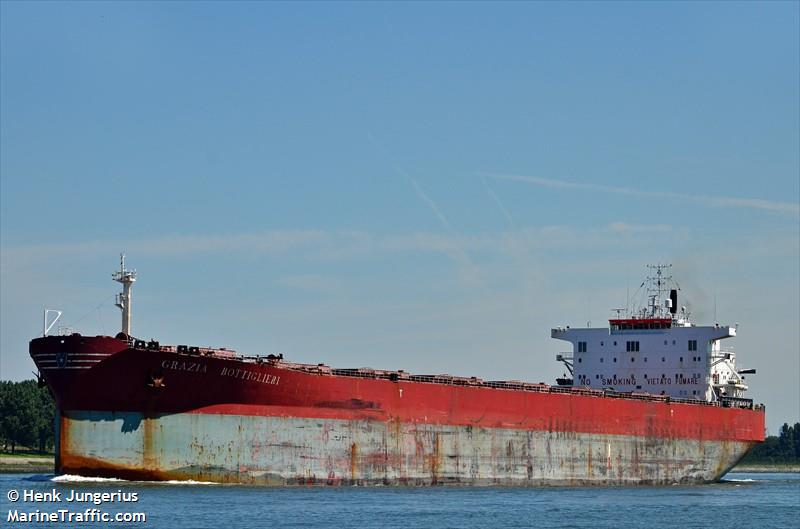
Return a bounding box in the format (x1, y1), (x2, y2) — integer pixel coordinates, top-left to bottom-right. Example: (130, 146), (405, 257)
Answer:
(31, 335), (765, 444)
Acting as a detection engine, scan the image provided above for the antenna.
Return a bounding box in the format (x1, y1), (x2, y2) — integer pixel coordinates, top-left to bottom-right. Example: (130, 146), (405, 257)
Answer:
(587, 295), (591, 328)
(638, 263), (679, 319)
(626, 274), (630, 317)
(714, 290), (718, 324)
(43, 309), (62, 337)
(112, 253), (137, 337)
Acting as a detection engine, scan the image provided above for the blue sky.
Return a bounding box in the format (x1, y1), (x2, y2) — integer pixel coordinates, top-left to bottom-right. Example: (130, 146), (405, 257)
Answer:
(1, 1), (798, 434)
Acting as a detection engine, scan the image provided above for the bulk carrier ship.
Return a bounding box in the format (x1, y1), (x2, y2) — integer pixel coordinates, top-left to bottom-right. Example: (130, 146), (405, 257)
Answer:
(30, 258), (764, 485)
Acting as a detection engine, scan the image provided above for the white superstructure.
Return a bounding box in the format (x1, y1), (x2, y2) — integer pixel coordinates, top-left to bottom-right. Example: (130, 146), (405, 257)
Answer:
(552, 265), (753, 404)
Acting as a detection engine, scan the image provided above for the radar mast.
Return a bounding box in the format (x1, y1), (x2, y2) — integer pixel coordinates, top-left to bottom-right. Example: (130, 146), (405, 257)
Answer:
(112, 253), (137, 336)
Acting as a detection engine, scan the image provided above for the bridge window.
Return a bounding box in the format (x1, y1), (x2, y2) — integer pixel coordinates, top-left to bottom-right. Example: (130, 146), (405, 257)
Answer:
(688, 340), (697, 351)
(578, 341), (587, 353)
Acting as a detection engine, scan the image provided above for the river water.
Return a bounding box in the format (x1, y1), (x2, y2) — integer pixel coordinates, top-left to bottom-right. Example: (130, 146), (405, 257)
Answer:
(1, 472), (797, 528)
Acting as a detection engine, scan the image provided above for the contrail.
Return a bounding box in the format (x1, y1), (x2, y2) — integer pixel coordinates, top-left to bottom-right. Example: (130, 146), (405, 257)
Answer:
(367, 132), (455, 230)
(481, 175), (516, 229)
(409, 178), (452, 231)
(406, 176), (479, 282)
(481, 171), (800, 216)
(367, 132), (480, 283)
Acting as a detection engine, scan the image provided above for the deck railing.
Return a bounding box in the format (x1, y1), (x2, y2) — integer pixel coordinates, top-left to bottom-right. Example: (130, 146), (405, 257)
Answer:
(134, 338), (760, 410)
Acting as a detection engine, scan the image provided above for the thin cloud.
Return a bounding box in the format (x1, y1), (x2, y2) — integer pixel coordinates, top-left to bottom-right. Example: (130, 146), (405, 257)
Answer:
(607, 222), (672, 234)
(0, 226), (682, 267)
(481, 172), (800, 216)
(277, 275), (341, 293)
(0, 230), (330, 264)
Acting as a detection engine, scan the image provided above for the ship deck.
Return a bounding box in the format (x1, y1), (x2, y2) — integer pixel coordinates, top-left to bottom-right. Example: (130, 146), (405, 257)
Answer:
(129, 337), (760, 411)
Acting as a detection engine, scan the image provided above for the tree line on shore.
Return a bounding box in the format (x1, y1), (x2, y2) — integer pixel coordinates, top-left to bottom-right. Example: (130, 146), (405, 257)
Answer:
(0, 380), (55, 453)
(740, 422), (800, 464)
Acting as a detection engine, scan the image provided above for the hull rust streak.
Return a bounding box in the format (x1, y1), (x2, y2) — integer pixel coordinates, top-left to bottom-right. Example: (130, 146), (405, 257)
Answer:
(57, 410), (756, 485)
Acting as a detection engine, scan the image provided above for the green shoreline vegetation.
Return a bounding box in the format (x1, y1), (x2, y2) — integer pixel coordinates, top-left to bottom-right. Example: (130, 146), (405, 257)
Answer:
(1, 379), (798, 474)
(0, 380), (54, 454)
(737, 422), (800, 468)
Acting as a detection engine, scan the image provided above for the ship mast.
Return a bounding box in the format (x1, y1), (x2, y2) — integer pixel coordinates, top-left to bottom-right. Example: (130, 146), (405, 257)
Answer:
(632, 263), (682, 320)
(112, 253), (137, 337)
(645, 263), (671, 318)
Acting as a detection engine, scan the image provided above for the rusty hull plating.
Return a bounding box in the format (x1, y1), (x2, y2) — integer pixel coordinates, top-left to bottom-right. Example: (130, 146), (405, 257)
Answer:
(55, 411), (757, 486)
